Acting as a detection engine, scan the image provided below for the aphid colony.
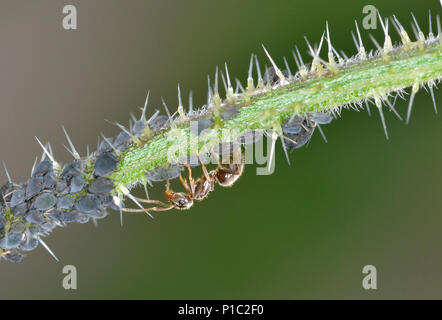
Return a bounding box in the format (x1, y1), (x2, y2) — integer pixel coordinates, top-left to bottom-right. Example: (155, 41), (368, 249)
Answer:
(0, 63), (333, 263)
(1, 10), (440, 263)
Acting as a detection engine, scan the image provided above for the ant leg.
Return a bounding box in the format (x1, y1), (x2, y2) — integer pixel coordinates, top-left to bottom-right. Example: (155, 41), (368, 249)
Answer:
(131, 196), (171, 207)
(191, 148), (212, 181)
(122, 205), (174, 213)
(182, 164), (195, 195)
(179, 174), (192, 194)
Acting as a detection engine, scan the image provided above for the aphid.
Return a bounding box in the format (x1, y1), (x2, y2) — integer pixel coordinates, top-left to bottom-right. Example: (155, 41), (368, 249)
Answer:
(9, 221), (25, 233)
(33, 193), (57, 211)
(88, 177), (114, 194)
(237, 130), (264, 144)
(192, 118), (214, 136)
(61, 161), (81, 182)
(43, 171), (56, 189)
(122, 149), (244, 213)
(282, 116), (304, 134)
(10, 188), (25, 207)
(25, 210), (46, 225)
(221, 106), (239, 120)
(284, 118), (316, 151)
(69, 175), (85, 194)
(12, 203), (28, 218)
(132, 120), (146, 137)
(0, 232), (23, 249)
(145, 164), (183, 182)
(263, 67), (289, 85)
(59, 210), (82, 223)
(1, 249), (23, 263)
(113, 131), (132, 151)
(20, 233), (39, 252)
(25, 177), (44, 200)
(56, 181), (68, 193)
(75, 195), (102, 214)
(94, 152), (118, 177)
(57, 196), (74, 209)
(97, 137), (115, 154)
(32, 160), (53, 177)
(148, 114), (169, 132)
(87, 209), (109, 220)
(309, 112), (333, 124)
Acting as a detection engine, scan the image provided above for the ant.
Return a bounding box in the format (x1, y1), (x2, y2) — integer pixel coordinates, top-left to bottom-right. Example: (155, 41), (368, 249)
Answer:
(122, 148), (244, 213)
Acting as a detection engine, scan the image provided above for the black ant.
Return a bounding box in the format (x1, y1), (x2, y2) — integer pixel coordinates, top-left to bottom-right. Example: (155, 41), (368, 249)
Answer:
(122, 148), (244, 213)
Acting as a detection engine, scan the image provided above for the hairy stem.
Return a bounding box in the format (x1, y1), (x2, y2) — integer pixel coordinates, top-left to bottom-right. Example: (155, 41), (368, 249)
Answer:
(112, 42), (441, 189)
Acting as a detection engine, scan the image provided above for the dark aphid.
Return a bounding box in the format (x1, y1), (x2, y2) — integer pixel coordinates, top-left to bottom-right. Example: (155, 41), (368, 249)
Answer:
(9, 221), (25, 233)
(237, 130), (264, 144)
(61, 161), (81, 182)
(98, 137), (115, 154)
(34, 193), (57, 211)
(88, 177), (114, 194)
(0, 182), (14, 205)
(75, 195), (101, 214)
(75, 213), (90, 224)
(70, 175), (85, 194)
(43, 172), (56, 189)
(56, 181), (68, 193)
(149, 115), (168, 132)
(57, 196), (74, 209)
(164, 164), (183, 180)
(282, 116), (304, 134)
(0, 214), (6, 231)
(263, 67), (289, 85)
(10, 189), (25, 207)
(146, 164), (183, 182)
(32, 160), (53, 177)
(87, 209), (109, 220)
(40, 220), (57, 232)
(20, 234), (39, 252)
(46, 209), (64, 223)
(113, 131), (131, 151)
(100, 194), (120, 211)
(94, 152), (118, 177)
(25, 210), (46, 225)
(25, 177), (44, 200)
(2, 249), (23, 263)
(12, 203), (28, 218)
(191, 118), (214, 136)
(28, 225), (42, 236)
(59, 210), (80, 223)
(132, 120), (146, 137)
(285, 119), (316, 151)
(0, 232), (23, 249)
(61, 210), (89, 224)
(221, 106), (239, 120)
(309, 112), (333, 124)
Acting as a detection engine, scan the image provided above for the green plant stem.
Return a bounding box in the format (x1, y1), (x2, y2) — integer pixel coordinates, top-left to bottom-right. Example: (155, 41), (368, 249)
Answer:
(112, 42), (442, 189)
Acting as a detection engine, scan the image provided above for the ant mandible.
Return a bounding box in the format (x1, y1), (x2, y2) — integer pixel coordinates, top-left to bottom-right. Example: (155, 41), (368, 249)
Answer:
(122, 148), (244, 213)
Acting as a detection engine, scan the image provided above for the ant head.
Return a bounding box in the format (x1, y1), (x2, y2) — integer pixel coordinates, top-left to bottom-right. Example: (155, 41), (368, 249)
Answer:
(166, 191), (193, 210)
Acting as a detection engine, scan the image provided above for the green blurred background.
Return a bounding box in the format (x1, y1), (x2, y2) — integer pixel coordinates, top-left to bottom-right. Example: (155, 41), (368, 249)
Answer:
(0, 0), (440, 299)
